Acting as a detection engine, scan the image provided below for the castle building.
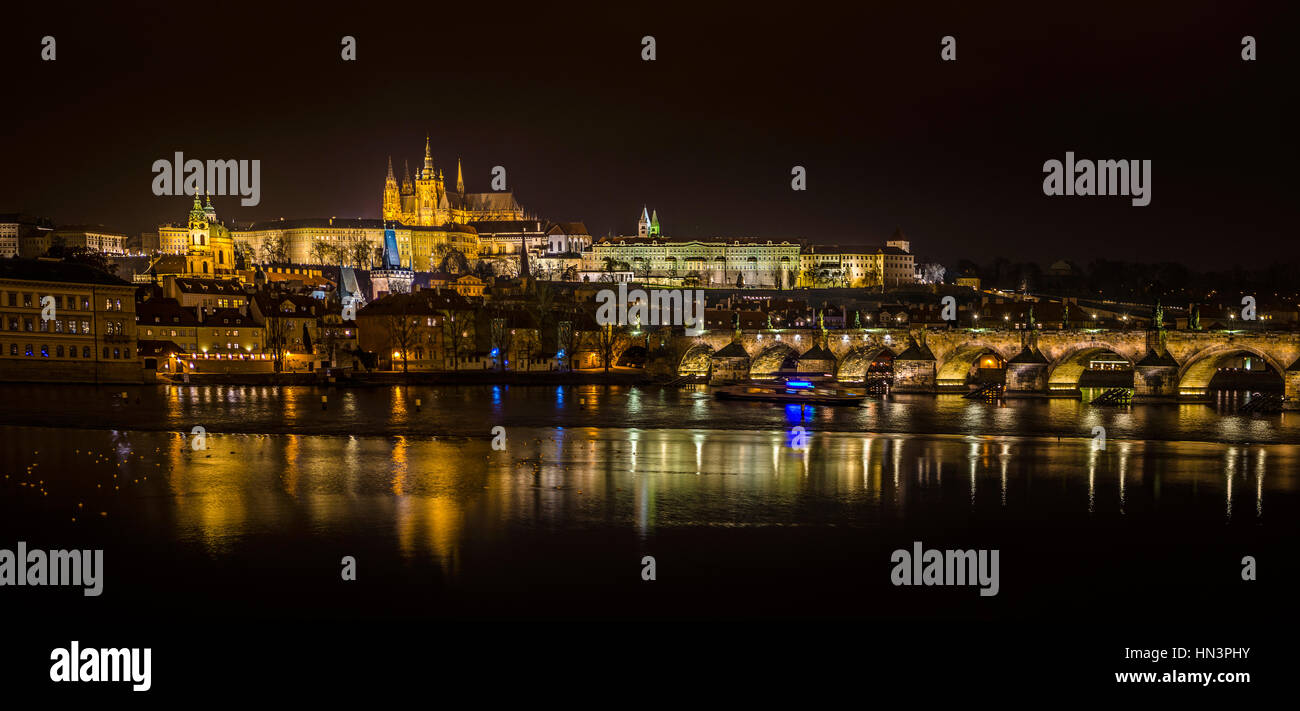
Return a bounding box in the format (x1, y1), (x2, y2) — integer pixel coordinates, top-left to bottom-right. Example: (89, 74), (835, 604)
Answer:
(231, 218), (478, 272)
(382, 137), (525, 226)
(582, 209), (918, 289)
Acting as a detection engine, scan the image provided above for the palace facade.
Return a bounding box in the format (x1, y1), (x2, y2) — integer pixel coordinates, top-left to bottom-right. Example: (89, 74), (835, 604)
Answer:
(231, 218), (479, 272)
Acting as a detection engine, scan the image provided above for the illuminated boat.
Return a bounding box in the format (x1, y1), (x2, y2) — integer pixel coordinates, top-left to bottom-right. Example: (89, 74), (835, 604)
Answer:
(713, 379), (867, 405)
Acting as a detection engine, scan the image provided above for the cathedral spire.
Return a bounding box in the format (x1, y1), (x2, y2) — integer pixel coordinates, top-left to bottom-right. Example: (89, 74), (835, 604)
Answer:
(423, 135), (434, 177)
(456, 158), (464, 194)
(402, 160), (413, 192)
(386, 155), (395, 180)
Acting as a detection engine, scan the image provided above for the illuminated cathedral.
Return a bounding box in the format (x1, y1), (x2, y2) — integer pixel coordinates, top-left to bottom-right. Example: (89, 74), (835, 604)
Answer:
(382, 137), (525, 226)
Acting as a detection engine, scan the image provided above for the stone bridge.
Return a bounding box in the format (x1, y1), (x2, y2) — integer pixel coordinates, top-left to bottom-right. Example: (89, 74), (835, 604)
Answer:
(645, 327), (1300, 405)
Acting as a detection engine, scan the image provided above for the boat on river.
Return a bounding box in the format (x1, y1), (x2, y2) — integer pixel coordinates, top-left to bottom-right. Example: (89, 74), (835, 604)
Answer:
(713, 379), (867, 405)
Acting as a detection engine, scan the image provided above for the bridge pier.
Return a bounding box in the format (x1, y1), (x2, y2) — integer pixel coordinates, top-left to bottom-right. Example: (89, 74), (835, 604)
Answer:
(1005, 346), (1049, 397)
(1285, 359), (1300, 410)
(1134, 364), (1180, 402)
(892, 341), (937, 393)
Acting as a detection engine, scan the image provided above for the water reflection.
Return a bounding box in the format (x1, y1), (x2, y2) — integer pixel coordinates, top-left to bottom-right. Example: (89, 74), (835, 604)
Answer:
(3, 424), (1296, 577)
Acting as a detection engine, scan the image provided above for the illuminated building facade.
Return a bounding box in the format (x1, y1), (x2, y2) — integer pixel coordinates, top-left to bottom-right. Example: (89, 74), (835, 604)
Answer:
(382, 137), (525, 226)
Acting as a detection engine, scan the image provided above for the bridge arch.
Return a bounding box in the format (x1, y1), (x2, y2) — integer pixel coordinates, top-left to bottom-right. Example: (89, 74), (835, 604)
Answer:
(677, 342), (715, 377)
(1047, 344), (1134, 390)
(1177, 344), (1286, 394)
(836, 345), (895, 382)
(750, 342), (800, 379)
(936, 343), (1014, 388)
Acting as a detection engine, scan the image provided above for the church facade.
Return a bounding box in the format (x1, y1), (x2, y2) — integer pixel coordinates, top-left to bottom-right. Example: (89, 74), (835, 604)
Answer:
(156, 194), (237, 277)
(382, 138), (525, 226)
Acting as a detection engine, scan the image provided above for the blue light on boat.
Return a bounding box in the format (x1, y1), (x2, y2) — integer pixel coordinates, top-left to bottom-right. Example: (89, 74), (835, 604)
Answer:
(785, 380), (814, 389)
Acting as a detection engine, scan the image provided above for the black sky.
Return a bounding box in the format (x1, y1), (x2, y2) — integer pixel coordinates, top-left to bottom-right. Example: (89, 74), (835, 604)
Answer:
(1, 1), (1293, 269)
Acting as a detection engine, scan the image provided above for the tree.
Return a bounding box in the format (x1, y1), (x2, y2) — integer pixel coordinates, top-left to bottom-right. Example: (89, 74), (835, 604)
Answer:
(385, 308), (424, 374)
(351, 240), (373, 269)
(45, 237), (119, 275)
(432, 242), (452, 269)
(514, 328), (540, 370)
(558, 320), (582, 371)
(310, 239), (332, 266)
(233, 242), (254, 269)
(259, 233), (289, 264)
(264, 313), (292, 373)
(440, 307), (476, 370)
(588, 323), (631, 374)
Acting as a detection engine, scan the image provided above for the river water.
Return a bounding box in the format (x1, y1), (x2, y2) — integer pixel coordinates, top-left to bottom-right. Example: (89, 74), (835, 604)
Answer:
(1, 383), (1294, 686)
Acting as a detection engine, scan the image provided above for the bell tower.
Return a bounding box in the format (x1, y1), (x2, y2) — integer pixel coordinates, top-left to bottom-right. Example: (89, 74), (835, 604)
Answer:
(382, 156), (401, 221)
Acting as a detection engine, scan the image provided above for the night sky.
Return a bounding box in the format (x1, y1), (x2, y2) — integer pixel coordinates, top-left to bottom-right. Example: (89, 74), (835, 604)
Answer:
(1, 1), (1293, 269)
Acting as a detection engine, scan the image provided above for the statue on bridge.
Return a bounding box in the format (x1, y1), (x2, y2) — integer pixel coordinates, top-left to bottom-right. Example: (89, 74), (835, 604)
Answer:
(1154, 299), (1165, 331)
(1191, 304), (1201, 331)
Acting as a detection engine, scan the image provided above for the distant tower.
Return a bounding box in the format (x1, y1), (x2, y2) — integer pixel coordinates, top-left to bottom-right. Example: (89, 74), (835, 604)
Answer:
(188, 194), (208, 243)
(519, 230), (531, 279)
(887, 227), (911, 254)
(203, 192), (217, 222)
(382, 156), (401, 221)
(456, 157), (465, 194)
(650, 209), (661, 237)
(416, 135), (437, 225)
(637, 206), (650, 237)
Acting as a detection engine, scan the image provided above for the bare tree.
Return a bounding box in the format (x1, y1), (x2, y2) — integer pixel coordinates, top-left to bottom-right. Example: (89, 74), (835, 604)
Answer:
(351, 240), (373, 269)
(310, 239), (332, 266)
(588, 323), (631, 374)
(440, 307), (476, 370)
(259, 233), (289, 264)
(264, 313), (292, 373)
(385, 309), (424, 374)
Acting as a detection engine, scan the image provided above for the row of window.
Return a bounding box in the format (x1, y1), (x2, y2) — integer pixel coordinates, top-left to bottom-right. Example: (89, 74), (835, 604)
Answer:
(3, 344), (129, 359)
(143, 327), (240, 337)
(3, 293), (95, 310)
(6, 316), (94, 334)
